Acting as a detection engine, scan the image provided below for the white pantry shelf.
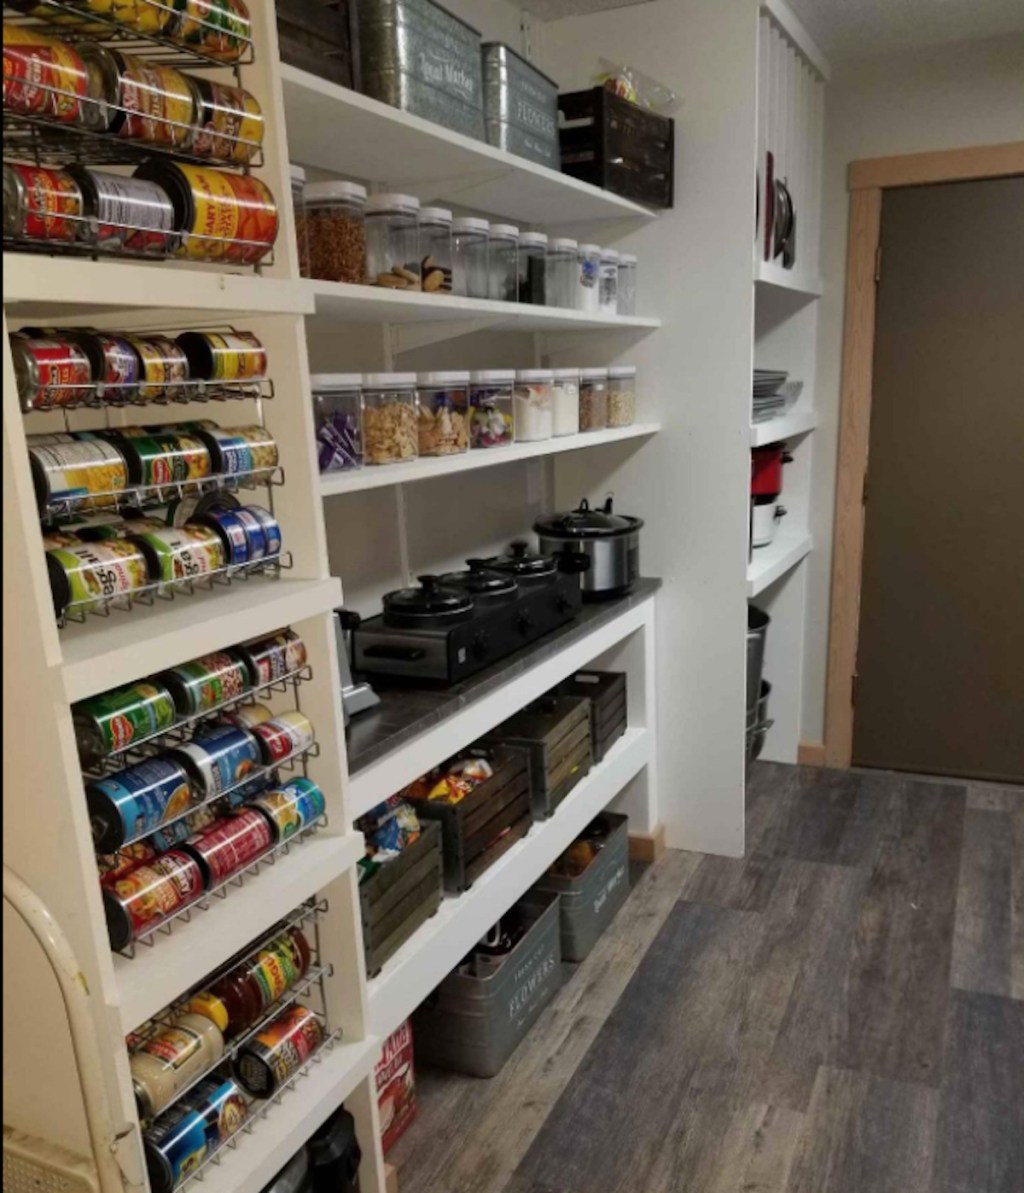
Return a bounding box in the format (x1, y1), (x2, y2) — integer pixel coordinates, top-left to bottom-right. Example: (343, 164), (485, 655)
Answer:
(305, 279), (661, 333)
(747, 532), (812, 597)
(59, 576), (342, 703)
(367, 727), (650, 1039)
(321, 424), (660, 497)
(755, 260), (823, 298)
(281, 65), (656, 227)
(113, 831), (364, 1034)
(750, 407), (817, 446)
(3, 254), (314, 318)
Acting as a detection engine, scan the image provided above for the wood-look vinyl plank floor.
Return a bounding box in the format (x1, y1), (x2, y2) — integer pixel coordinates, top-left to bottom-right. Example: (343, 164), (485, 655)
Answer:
(390, 763), (1023, 1193)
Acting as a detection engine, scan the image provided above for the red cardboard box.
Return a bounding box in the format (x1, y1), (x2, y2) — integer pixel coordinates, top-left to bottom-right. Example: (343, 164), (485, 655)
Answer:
(376, 1021), (416, 1155)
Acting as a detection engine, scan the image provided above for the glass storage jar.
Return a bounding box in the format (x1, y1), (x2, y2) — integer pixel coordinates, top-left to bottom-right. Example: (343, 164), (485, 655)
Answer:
(599, 248), (619, 315)
(304, 179), (367, 285)
(290, 164), (309, 278)
(417, 371), (470, 456)
(452, 217), (489, 299)
(518, 231), (547, 304)
(513, 369), (553, 442)
(577, 243), (601, 313)
(551, 368), (580, 437)
(617, 253), (637, 316)
(546, 238), (578, 309)
(311, 373), (363, 472)
(366, 193), (421, 290)
(419, 206), (453, 294)
(579, 367), (609, 431)
(607, 365), (637, 427)
(469, 370), (515, 449)
(361, 373), (419, 464)
(488, 223), (519, 303)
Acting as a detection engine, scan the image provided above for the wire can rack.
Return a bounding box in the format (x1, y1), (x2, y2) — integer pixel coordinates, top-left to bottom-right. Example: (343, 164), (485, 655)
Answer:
(23, 374), (274, 414)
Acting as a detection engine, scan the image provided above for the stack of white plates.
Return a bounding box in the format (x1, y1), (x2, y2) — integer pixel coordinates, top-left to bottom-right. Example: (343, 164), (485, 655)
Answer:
(753, 368), (789, 421)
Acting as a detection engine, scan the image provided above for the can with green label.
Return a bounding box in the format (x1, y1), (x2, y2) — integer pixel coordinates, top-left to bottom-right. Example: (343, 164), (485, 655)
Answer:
(73, 680), (178, 767)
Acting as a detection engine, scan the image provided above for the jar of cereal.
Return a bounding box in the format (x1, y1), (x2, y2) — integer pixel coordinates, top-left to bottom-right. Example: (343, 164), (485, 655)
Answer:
(607, 365), (637, 427)
(417, 372), (470, 456)
(304, 180), (367, 284)
(361, 374), (418, 464)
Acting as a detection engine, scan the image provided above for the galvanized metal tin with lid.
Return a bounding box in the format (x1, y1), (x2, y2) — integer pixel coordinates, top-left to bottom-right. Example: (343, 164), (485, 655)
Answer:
(481, 42), (559, 168)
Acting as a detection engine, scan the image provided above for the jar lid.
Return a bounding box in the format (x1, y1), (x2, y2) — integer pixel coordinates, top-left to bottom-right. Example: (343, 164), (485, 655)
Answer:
(487, 540), (557, 578)
(552, 367), (580, 380)
(534, 497), (642, 539)
(311, 373), (362, 390)
(470, 369), (516, 382)
(490, 223), (519, 239)
(453, 216), (489, 233)
(382, 575), (473, 623)
(608, 365), (637, 378)
(304, 179), (367, 204)
(579, 242), (600, 253)
(601, 248), (620, 262)
(580, 367), (609, 379)
(418, 371), (470, 385)
(289, 164), (306, 184)
(441, 560), (518, 597)
(366, 192), (420, 213)
(519, 232), (549, 247)
(363, 372), (417, 387)
(550, 237), (578, 251)
(516, 369), (553, 381)
(419, 206), (452, 224)
(619, 253), (638, 265)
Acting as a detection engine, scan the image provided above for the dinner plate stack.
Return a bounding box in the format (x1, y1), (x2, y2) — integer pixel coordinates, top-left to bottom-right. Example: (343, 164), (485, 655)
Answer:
(752, 368), (788, 422)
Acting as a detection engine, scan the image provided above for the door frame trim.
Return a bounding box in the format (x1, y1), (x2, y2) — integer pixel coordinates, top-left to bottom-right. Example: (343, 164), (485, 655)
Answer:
(823, 141), (1024, 768)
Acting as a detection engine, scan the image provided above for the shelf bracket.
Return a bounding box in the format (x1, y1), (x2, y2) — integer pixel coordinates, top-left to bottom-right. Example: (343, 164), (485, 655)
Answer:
(390, 317), (505, 355)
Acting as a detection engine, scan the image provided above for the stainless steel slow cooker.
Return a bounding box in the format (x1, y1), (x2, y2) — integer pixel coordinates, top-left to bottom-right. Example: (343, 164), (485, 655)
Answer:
(534, 498), (643, 599)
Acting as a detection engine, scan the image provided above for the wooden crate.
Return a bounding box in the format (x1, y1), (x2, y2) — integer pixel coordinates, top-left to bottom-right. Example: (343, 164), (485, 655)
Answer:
(483, 695), (592, 818)
(558, 87), (674, 209)
(554, 670), (628, 763)
(360, 820), (443, 976)
(277, 0), (361, 90)
(407, 746), (532, 894)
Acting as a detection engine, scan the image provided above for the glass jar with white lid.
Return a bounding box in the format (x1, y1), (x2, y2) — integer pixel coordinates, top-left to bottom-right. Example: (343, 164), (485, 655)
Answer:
(418, 206), (453, 293)
(305, 179), (367, 285)
(417, 371), (470, 456)
(312, 373), (363, 472)
(452, 217), (489, 298)
(361, 373), (419, 464)
(617, 253), (638, 316)
(290, 164), (309, 278)
(576, 243), (601, 313)
(488, 223), (519, 303)
(469, 369), (514, 449)
(513, 369), (553, 442)
(518, 231), (547, 304)
(579, 367), (609, 431)
(546, 237), (578, 309)
(365, 193), (420, 290)
(551, 367), (580, 437)
(607, 365), (637, 427)
(599, 248), (619, 315)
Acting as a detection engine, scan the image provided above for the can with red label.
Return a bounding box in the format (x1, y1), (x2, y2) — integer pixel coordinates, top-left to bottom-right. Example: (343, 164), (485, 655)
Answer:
(3, 162), (84, 243)
(190, 77), (263, 165)
(70, 333), (143, 404)
(236, 1005), (325, 1097)
(12, 336), (93, 411)
(168, 0), (253, 64)
(171, 724), (261, 797)
(236, 630), (307, 686)
(250, 711), (315, 765)
(69, 167), (176, 256)
(158, 649), (251, 716)
(182, 807), (273, 885)
(176, 331), (267, 383)
(132, 523), (225, 587)
(84, 45), (197, 150)
(102, 850), (205, 950)
(3, 26), (108, 128)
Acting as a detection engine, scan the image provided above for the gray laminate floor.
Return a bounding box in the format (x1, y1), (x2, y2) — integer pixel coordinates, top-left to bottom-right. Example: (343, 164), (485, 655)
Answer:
(389, 762), (1024, 1193)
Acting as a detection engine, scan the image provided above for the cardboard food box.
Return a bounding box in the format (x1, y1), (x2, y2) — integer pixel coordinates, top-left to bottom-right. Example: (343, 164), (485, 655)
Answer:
(376, 1020), (416, 1154)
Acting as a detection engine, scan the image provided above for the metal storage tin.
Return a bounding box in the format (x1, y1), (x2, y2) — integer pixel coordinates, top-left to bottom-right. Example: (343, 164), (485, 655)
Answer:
(358, 0), (484, 140)
(530, 813), (629, 962)
(413, 890), (561, 1077)
(481, 43), (559, 169)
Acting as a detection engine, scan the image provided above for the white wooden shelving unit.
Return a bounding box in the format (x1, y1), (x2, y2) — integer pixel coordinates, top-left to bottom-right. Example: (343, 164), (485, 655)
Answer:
(750, 406), (817, 447)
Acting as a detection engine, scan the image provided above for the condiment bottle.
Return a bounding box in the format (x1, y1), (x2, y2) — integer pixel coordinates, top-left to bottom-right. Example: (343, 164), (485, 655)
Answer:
(130, 1012), (226, 1120)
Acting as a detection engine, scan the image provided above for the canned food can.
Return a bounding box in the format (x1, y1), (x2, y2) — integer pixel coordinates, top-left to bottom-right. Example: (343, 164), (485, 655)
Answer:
(236, 1005), (325, 1097)
(147, 789), (246, 852)
(98, 0), (176, 36)
(171, 723), (261, 797)
(42, 529), (82, 550)
(30, 439), (128, 513)
(217, 701), (273, 729)
(12, 336), (93, 411)
(69, 167), (176, 255)
(134, 161), (278, 264)
(97, 841), (158, 884)
(64, 511), (130, 541)
(124, 335), (190, 401)
(248, 777), (325, 842)
(73, 679), (177, 765)
(190, 77), (263, 164)
(67, 332), (142, 404)
(195, 507), (249, 566)
(243, 504), (282, 557)
(143, 1078), (248, 1193)
(102, 849), (205, 950)
(3, 162), (83, 243)
(2, 25), (107, 128)
(130, 488), (239, 531)
(175, 331), (267, 383)
(133, 523), (225, 586)
(158, 649), (251, 715)
(182, 806), (273, 884)
(86, 755), (195, 852)
(47, 537), (151, 618)
(196, 425), (278, 477)
(236, 630), (307, 685)
(89, 46), (197, 149)
(118, 432), (210, 489)
(250, 711), (315, 765)
(169, 0), (252, 63)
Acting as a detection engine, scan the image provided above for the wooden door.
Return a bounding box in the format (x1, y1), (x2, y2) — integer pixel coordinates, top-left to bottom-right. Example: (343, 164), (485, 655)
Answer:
(852, 176), (1024, 781)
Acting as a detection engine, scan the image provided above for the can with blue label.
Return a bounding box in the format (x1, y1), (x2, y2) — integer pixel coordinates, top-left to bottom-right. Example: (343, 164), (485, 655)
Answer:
(248, 777), (326, 842)
(170, 725), (261, 798)
(245, 504), (281, 557)
(143, 1077), (249, 1193)
(232, 506), (269, 561)
(87, 757), (195, 852)
(195, 507), (249, 566)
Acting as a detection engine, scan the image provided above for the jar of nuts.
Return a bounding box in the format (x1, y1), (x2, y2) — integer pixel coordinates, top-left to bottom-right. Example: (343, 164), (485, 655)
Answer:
(304, 179), (367, 284)
(418, 207), (453, 293)
(579, 368), (609, 432)
(291, 164), (310, 277)
(607, 365), (637, 427)
(417, 372), (470, 456)
(362, 373), (419, 465)
(366, 193), (421, 291)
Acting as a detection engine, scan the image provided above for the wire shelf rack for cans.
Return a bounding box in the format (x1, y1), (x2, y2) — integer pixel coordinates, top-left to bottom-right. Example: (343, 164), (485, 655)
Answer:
(23, 375), (275, 414)
(116, 813), (330, 958)
(3, 0), (257, 70)
(82, 662), (313, 774)
(56, 547), (293, 628)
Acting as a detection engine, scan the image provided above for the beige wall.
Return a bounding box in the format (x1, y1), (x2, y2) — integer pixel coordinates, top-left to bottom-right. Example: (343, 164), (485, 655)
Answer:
(801, 33), (1024, 745)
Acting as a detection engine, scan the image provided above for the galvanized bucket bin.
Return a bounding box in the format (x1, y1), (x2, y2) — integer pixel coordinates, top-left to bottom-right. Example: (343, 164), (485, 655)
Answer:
(481, 42), (560, 168)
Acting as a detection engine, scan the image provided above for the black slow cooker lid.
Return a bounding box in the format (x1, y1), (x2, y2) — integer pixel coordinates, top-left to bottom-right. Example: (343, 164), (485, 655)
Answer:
(382, 574), (473, 619)
(441, 559), (518, 597)
(487, 540), (557, 577)
(534, 498), (643, 539)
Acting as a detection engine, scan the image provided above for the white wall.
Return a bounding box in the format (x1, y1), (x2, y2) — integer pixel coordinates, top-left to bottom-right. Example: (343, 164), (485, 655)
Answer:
(801, 33), (1024, 745)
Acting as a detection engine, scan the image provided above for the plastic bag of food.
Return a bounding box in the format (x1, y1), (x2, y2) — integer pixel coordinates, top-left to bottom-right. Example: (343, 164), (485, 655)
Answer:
(595, 59), (680, 113)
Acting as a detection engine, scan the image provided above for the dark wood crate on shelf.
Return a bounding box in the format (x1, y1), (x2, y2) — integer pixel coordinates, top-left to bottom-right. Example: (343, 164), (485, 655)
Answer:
(558, 87), (674, 209)
(359, 819), (443, 976)
(407, 746), (532, 894)
(483, 695), (592, 819)
(554, 670), (628, 763)
(277, 0), (361, 90)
